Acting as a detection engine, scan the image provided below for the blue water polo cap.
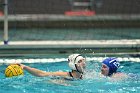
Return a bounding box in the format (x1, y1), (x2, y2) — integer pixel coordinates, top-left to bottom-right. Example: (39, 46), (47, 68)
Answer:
(102, 57), (120, 76)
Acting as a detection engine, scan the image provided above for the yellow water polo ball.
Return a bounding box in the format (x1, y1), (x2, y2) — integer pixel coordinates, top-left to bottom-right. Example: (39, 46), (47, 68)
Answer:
(5, 64), (24, 77)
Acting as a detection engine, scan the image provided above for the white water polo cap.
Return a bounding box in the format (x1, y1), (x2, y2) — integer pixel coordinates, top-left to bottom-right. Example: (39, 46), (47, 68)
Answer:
(68, 54), (85, 72)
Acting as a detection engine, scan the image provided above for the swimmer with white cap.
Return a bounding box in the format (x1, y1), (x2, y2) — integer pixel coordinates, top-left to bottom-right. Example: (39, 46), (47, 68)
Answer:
(68, 54), (86, 79)
(101, 57), (127, 79)
(17, 54), (86, 79)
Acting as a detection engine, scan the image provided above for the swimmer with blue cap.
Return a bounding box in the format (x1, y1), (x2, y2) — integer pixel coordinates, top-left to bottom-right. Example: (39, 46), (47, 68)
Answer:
(101, 57), (120, 76)
(101, 57), (127, 78)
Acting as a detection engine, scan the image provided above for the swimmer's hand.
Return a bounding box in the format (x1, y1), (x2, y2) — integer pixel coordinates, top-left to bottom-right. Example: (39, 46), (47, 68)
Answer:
(16, 63), (26, 69)
(10, 63), (26, 70)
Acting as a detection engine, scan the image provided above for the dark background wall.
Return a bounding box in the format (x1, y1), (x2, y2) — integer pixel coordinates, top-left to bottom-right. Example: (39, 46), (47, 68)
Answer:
(0, 0), (4, 15)
(0, 0), (140, 28)
(6, 0), (140, 14)
(8, 0), (71, 14)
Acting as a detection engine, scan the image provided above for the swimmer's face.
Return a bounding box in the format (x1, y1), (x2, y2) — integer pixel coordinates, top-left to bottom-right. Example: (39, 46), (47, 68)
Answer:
(76, 58), (86, 72)
(101, 64), (109, 76)
(77, 58), (86, 68)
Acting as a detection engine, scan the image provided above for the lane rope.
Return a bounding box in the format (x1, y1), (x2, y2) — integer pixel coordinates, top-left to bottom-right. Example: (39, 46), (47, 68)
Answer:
(0, 57), (140, 64)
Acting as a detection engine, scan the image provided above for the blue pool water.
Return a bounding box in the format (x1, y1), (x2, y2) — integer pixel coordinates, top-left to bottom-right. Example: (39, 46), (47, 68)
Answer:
(0, 57), (140, 93)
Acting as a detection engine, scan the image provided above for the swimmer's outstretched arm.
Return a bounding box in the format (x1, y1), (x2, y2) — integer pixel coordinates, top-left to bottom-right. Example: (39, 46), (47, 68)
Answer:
(19, 64), (69, 77)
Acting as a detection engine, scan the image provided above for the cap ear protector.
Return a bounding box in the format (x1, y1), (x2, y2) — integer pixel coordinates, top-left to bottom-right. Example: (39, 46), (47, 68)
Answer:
(68, 54), (85, 73)
(102, 57), (120, 76)
(68, 61), (76, 70)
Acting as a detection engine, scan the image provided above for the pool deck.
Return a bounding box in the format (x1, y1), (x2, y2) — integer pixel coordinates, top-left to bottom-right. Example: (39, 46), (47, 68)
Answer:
(0, 40), (140, 56)
(0, 14), (140, 28)
(0, 14), (140, 55)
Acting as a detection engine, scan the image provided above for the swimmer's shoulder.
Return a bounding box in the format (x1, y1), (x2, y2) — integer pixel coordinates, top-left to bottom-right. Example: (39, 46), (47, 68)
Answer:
(50, 72), (76, 81)
(112, 72), (128, 79)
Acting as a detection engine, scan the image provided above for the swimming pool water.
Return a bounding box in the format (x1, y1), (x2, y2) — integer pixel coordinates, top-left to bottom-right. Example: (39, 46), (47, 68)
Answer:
(0, 58), (140, 93)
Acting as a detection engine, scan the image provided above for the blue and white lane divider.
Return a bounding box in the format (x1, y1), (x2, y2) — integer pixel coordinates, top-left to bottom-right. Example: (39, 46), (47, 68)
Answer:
(0, 57), (140, 64)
